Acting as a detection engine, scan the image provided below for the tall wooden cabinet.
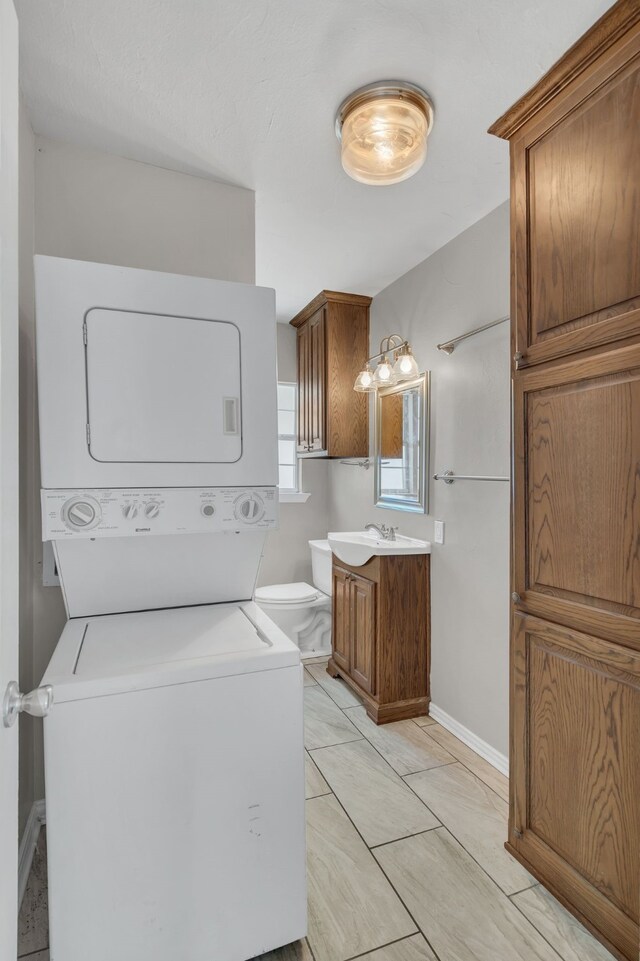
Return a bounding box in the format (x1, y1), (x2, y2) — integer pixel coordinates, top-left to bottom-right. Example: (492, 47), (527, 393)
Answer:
(290, 291), (370, 458)
(489, 4), (640, 959)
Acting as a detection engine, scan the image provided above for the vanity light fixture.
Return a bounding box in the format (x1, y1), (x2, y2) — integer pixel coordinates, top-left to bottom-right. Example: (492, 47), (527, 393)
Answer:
(353, 334), (419, 392)
(353, 363), (375, 392)
(393, 343), (419, 380)
(372, 356), (397, 388)
(335, 81), (434, 186)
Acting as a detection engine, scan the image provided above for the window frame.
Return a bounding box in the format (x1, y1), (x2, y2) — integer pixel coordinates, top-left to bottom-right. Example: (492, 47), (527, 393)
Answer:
(276, 381), (310, 503)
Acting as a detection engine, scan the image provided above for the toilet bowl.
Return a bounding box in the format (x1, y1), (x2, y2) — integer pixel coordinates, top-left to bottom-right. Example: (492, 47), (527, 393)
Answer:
(255, 539), (332, 658)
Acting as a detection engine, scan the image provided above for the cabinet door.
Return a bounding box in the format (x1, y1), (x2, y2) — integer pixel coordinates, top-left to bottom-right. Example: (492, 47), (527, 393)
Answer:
(308, 307), (326, 452)
(511, 613), (640, 961)
(331, 566), (351, 673)
(350, 574), (376, 695)
(514, 343), (640, 649)
(511, 31), (640, 367)
(296, 322), (310, 453)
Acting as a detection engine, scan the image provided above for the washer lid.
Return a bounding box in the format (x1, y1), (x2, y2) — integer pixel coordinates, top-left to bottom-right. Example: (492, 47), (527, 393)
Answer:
(255, 582), (319, 604)
(75, 605), (263, 676)
(42, 602), (300, 703)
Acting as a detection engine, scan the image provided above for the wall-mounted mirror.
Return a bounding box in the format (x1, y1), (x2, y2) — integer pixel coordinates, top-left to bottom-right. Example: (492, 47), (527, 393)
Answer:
(374, 372), (429, 513)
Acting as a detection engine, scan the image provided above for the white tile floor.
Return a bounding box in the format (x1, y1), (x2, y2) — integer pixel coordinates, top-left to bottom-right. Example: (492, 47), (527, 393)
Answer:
(18, 661), (617, 961)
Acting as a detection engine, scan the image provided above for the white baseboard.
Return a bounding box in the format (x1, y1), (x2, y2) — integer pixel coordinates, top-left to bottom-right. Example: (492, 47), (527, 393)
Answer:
(18, 798), (46, 909)
(429, 704), (509, 777)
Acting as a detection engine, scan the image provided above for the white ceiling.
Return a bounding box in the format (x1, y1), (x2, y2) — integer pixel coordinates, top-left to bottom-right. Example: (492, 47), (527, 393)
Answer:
(16, 0), (610, 321)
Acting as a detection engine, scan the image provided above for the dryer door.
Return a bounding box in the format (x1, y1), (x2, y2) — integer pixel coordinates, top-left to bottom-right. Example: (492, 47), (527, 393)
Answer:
(86, 309), (241, 464)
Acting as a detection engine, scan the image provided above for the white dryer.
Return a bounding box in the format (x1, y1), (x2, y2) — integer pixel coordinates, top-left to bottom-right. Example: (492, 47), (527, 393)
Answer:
(34, 257), (307, 961)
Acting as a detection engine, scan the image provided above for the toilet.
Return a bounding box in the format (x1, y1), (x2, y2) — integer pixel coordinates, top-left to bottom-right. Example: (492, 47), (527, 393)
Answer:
(255, 539), (332, 658)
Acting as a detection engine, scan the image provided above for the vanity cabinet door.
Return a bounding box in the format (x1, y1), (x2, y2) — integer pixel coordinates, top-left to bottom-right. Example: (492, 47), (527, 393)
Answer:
(331, 566), (351, 674)
(510, 612), (640, 961)
(350, 574), (376, 695)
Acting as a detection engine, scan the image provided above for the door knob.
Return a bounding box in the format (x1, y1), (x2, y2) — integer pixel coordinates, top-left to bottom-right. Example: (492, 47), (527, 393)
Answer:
(511, 592), (522, 604)
(3, 681), (53, 728)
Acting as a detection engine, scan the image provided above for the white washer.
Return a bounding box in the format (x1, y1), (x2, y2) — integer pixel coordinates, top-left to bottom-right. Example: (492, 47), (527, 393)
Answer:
(42, 603), (306, 961)
(35, 258), (307, 961)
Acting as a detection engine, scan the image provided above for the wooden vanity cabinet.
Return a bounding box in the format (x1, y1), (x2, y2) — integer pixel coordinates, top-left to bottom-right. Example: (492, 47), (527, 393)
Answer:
(290, 291), (370, 458)
(490, 4), (640, 958)
(328, 553), (430, 724)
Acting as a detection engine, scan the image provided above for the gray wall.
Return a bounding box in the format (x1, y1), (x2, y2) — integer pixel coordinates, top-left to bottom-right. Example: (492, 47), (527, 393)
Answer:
(34, 137), (255, 281)
(19, 134), (257, 815)
(328, 202), (510, 757)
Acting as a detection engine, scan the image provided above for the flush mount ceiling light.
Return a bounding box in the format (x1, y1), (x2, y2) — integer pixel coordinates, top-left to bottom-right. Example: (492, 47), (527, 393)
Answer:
(354, 335), (420, 392)
(335, 81), (434, 186)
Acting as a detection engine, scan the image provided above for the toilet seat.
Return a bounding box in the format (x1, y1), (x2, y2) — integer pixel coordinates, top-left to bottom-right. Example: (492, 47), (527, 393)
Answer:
(255, 582), (321, 606)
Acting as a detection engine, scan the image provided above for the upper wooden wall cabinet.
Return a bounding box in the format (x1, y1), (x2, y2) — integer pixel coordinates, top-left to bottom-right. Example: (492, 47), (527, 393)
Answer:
(290, 291), (371, 458)
(490, 0), (640, 370)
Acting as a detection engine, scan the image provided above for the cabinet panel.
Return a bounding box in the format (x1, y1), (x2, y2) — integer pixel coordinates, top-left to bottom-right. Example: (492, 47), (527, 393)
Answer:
(296, 323), (310, 453)
(511, 29), (640, 366)
(514, 344), (640, 645)
(308, 308), (325, 452)
(331, 566), (351, 674)
(325, 303), (369, 457)
(511, 614), (640, 958)
(350, 575), (376, 695)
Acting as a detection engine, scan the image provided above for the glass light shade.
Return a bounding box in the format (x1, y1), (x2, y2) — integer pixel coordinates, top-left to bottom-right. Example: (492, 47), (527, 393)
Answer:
(337, 83), (434, 186)
(393, 345), (419, 381)
(372, 357), (398, 387)
(353, 365), (375, 392)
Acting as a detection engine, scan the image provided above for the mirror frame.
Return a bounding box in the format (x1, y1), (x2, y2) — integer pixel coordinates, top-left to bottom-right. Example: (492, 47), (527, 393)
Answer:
(374, 371), (430, 514)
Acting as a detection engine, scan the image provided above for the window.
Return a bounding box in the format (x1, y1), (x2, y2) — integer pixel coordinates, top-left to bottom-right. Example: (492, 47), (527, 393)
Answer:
(277, 383), (297, 491)
(277, 382), (311, 503)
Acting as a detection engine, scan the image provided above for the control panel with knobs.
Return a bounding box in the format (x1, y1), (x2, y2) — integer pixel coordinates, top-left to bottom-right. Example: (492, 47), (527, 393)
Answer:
(42, 487), (278, 539)
(62, 496), (102, 532)
(234, 491), (265, 524)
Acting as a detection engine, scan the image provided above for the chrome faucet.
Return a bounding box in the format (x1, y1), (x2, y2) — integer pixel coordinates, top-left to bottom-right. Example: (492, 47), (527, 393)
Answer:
(365, 523), (397, 542)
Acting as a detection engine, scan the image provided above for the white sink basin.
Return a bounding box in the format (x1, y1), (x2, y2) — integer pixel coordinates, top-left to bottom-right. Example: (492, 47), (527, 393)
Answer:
(328, 530), (431, 568)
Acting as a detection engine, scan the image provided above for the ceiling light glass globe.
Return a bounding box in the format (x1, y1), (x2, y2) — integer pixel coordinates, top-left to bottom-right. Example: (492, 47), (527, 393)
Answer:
(337, 84), (434, 186)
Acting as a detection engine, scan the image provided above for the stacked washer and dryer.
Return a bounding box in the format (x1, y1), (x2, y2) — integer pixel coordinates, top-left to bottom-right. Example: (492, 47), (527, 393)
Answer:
(34, 256), (307, 961)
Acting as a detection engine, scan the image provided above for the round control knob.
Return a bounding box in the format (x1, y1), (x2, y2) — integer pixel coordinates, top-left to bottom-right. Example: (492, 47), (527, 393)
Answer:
(144, 503), (160, 519)
(62, 496), (101, 531)
(234, 492), (265, 524)
(122, 504), (138, 520)
(201, 504), (215, 517)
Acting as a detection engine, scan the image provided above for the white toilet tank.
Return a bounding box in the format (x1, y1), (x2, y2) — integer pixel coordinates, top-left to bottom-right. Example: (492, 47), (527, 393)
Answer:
(309, 539), (332, 596)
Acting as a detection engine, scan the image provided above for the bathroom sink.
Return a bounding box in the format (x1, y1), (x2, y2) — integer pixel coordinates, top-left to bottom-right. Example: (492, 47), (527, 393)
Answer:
(328, 531), (431, 568)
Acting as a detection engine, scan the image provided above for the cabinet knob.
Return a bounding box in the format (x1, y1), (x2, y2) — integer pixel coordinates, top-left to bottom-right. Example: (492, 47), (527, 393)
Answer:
(511, 592), (522, 604)
(513, 351), (523, 364)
